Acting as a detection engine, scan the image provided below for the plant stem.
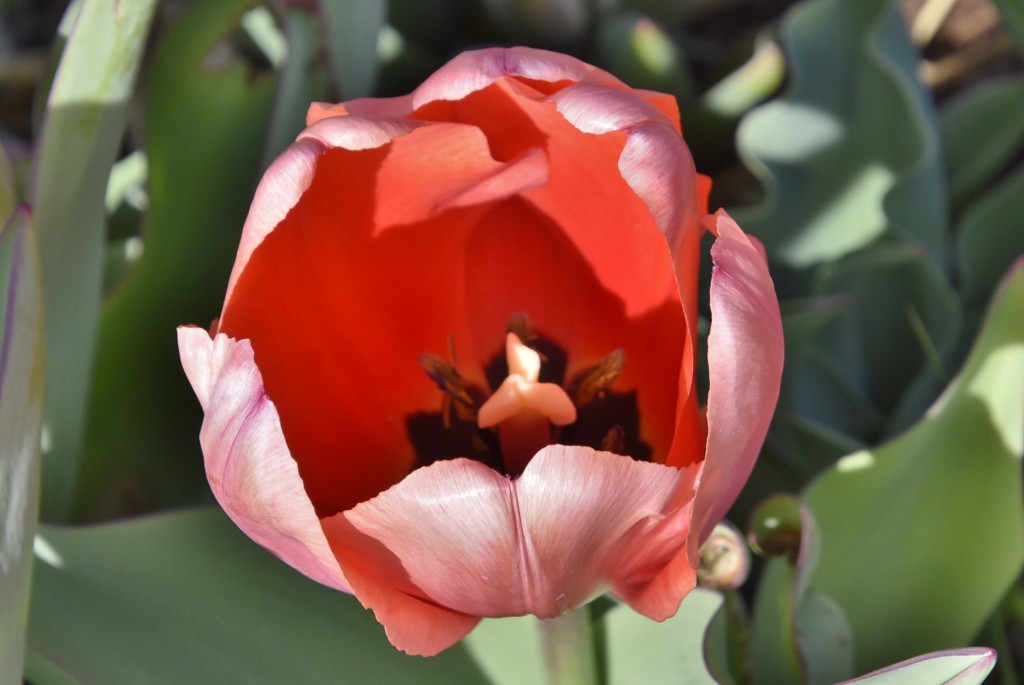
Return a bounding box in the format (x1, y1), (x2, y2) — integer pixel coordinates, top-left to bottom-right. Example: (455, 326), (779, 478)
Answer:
(537, 609), (599, 685)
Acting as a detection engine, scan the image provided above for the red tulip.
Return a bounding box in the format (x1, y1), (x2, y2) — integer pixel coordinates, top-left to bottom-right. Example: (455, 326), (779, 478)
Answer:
(178, 47), (783, 656)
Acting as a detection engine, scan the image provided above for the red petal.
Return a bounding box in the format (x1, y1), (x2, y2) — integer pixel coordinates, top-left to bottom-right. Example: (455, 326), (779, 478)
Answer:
(177, 328), (349, 592)
(689, 211), (784, 561)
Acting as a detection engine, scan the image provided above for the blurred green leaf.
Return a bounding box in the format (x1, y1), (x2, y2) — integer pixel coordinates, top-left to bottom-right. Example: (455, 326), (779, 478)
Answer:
(319, 0), (385, 98)
(940, 75), (1024, 210)
(0, 205), (44, 685)
(734, 0), (947, 267)
(26, 508), (492, 684)
(957, 163), (1024, 310)
(812, 245), (962, 437)
(0, 145), (14, 218)
(596, 13), (697, 105)
(476, 0), (589, 48)
(750, 495), (854, 685)
(804, 261), (1024, 673)
(259, 6), (328, 168)
(699, 39), (785, 120)
(460, 615), (546, 685)
(77, 0), (277, 520)
(29, 0), (156, 522)
(839, 648), (996, 684)
(603, 588), (723, 684)
(991, 0), (1024, 55)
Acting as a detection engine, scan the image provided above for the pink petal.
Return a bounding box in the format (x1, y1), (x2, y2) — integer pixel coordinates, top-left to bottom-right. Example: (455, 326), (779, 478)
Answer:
(327, 446), (689, 642)
(688, 210), (784, 562)
(177, 327), (349, 593)
(408, 47), (622, 110)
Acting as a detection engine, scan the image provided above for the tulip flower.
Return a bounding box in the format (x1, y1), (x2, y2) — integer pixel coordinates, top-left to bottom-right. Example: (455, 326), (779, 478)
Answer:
(178, 46), (783, 657)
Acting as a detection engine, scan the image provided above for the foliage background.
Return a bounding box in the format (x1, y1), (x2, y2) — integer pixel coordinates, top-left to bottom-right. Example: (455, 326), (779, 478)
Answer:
(0, 0), (1021, 683)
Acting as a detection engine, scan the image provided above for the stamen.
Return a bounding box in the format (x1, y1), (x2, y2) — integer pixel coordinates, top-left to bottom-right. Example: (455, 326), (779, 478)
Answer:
(419, 353), (476, 426)
(478, 332), (577, 474)
(569, 349), (625, 406)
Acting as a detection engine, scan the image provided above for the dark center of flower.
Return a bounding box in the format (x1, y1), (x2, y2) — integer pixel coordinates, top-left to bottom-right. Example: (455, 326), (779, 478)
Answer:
(408, 315), (651, 475)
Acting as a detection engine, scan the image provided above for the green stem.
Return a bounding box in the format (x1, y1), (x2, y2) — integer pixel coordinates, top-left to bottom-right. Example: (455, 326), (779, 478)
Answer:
(537, 609), (599, 685)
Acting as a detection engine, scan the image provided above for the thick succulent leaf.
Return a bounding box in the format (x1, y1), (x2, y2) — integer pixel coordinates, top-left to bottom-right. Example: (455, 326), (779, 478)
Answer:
(734, 0), (947, 267)
(259, 7), (329, 168)
(26, 508), (493, 684)
(940, 75), (1024, 209)
(991, 0), (1024, 55)
(77, 0), (277, 520)
(839, 647), (996, 684)
(804, 261), (1024, 673)
(0, 208), (44, 685)
(460, 616), (546, 685)
(957, 164), (1024, 311)
(750, 495), (854, 685)
(319, 0), (385, 98)
(29, 0), (156, 522)
(603, 588), (723, 685)
(595, 13), (697, 106)
(810, 245), (962, 438)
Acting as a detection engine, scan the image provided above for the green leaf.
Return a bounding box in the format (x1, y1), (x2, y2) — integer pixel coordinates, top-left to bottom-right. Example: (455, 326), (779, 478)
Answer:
(595, 13), (697, 106)
(734, 0), (947, 267)
(811, 245), (962, 437)
(26, 508), (493, 684)
(77, 0), (277, 520)
(29, 0), (157, 522)
(259, 6), (329, 169)
(991, 0), (1024, 55)
(804, 260), (1024, 673)
(461, 616), (546, 685)
(0, 205), (43, 685)
(840, 648), (995, 684)
(319, 0), (385, 98)
(603, 588), (724, 685)
(957, 163), (1024, 309)
(749, 495), (855, 685)
(940, 75), (1024, 210)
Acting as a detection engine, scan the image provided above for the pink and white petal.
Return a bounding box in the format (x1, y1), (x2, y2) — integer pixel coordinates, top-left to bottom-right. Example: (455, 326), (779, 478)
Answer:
(513, 446), (688, 617)
(320, 514), (481, 656)
(298, 115), (423, 151)
(688, 210), (783, 563)
(611, 462), (701, 619)
(409, 47), (622, 110)
(177, 327), (349, 593)
(548, 81), (673, 135)
(619, 122), (699, 246)
(340, 446), (686, 623)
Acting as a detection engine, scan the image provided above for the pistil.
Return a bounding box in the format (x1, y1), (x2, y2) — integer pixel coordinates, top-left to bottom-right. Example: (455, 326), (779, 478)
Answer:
(478, 332), (577, 475)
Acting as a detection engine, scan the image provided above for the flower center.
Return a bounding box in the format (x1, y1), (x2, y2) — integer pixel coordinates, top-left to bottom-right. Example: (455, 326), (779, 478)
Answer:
(411, 316), (652, 475)
(476, 332), (577, 474)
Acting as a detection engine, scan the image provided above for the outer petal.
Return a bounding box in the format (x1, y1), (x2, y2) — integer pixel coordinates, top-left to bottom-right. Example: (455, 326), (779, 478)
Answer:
(688, 210), (784, 561)
(407, 47), (622, 109)
(546, 81), (698, 242)
(177, 327), (349, 593)
(223, 115), (423, 306)
(323, 446), (688, 651)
